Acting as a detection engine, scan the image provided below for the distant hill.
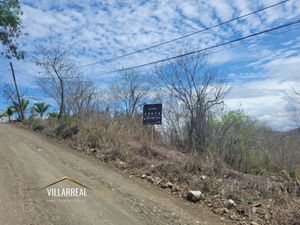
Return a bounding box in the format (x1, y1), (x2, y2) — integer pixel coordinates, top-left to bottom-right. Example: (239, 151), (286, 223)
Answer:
(284, 127), (300, 138)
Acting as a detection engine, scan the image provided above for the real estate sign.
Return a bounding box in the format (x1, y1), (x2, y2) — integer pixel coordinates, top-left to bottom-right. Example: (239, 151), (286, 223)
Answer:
(143, 104), (162, 125)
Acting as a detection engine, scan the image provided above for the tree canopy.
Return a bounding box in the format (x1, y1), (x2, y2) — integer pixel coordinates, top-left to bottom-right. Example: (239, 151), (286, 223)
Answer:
(0, 0), (23, 59)
(33, 102), (50, 119)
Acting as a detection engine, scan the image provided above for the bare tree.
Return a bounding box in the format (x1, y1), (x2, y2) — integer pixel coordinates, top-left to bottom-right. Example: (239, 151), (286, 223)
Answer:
(154, 53), (230, 153)
(2, 82), (24, 120)
(3, 83), (18, 105)
(65, 78), (98, 116)
(161, 98), (186, 148)
(110, 70), (149, 117)
(35, 42), (80, 119)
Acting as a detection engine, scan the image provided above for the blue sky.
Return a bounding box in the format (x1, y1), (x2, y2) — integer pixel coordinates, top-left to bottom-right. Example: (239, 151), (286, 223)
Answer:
(0, 0), (299, 130)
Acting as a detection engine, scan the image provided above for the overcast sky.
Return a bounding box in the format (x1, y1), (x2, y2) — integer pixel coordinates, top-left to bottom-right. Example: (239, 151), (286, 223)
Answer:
(0, 0), (299, 130)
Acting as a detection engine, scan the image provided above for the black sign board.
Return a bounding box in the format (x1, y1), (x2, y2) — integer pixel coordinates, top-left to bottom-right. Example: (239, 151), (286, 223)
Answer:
(143, 104), (162, 125)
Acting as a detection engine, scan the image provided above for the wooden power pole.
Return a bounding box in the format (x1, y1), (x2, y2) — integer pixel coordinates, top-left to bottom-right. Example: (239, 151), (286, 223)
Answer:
(10, 62), (24, 120)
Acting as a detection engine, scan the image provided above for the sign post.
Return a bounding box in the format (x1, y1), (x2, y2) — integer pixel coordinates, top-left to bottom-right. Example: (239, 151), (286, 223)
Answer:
(143, 104), (162, 148)
(151, 125), (154, 147)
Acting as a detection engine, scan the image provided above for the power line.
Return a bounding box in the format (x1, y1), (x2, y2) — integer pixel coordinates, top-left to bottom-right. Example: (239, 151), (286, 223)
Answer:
(83, 23), (300, 78)
(9, 0), (292, 79)
(77, 0), (290, 68)
(89, 19), (300, 75)
(4, 21), (298, 86)
(5, 23), (300, 85)
(209, 23), (300, 54)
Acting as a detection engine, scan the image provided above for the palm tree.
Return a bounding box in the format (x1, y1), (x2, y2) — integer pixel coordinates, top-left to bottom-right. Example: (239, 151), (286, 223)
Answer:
(33, 102), (50, 119)
(0, 106), (15, 122)
(13, 98), (30, 120)
(21, 99), (30, 112)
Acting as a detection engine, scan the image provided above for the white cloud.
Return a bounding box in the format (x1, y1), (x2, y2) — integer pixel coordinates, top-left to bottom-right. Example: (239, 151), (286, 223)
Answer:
(263, 56), (300, 80)
(226, 77), (300, 131)
(207, 0), (234, 22)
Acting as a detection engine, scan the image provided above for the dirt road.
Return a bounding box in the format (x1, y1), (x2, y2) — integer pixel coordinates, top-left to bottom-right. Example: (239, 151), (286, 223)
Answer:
(0, 124), (226, 225)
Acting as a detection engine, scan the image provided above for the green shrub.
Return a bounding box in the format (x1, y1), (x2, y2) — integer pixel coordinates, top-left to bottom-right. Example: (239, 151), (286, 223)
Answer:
(55, 115), (78, 139)
(208, 110), (280, 174)
(85, 129), (102, 148)
(32, 121), (45, 131)
(24, 119), (45, 131)
(48, 112), (59, 119)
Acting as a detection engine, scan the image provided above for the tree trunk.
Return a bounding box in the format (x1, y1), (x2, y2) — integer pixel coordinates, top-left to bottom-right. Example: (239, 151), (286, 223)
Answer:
(58, 78), (65, 119)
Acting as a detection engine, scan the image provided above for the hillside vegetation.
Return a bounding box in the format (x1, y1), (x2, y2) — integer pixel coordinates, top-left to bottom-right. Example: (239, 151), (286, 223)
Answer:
(22, 111), (300, 225)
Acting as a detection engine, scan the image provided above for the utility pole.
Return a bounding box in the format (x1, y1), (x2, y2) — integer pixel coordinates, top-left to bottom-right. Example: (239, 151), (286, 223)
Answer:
(9, 62), (24, 120)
